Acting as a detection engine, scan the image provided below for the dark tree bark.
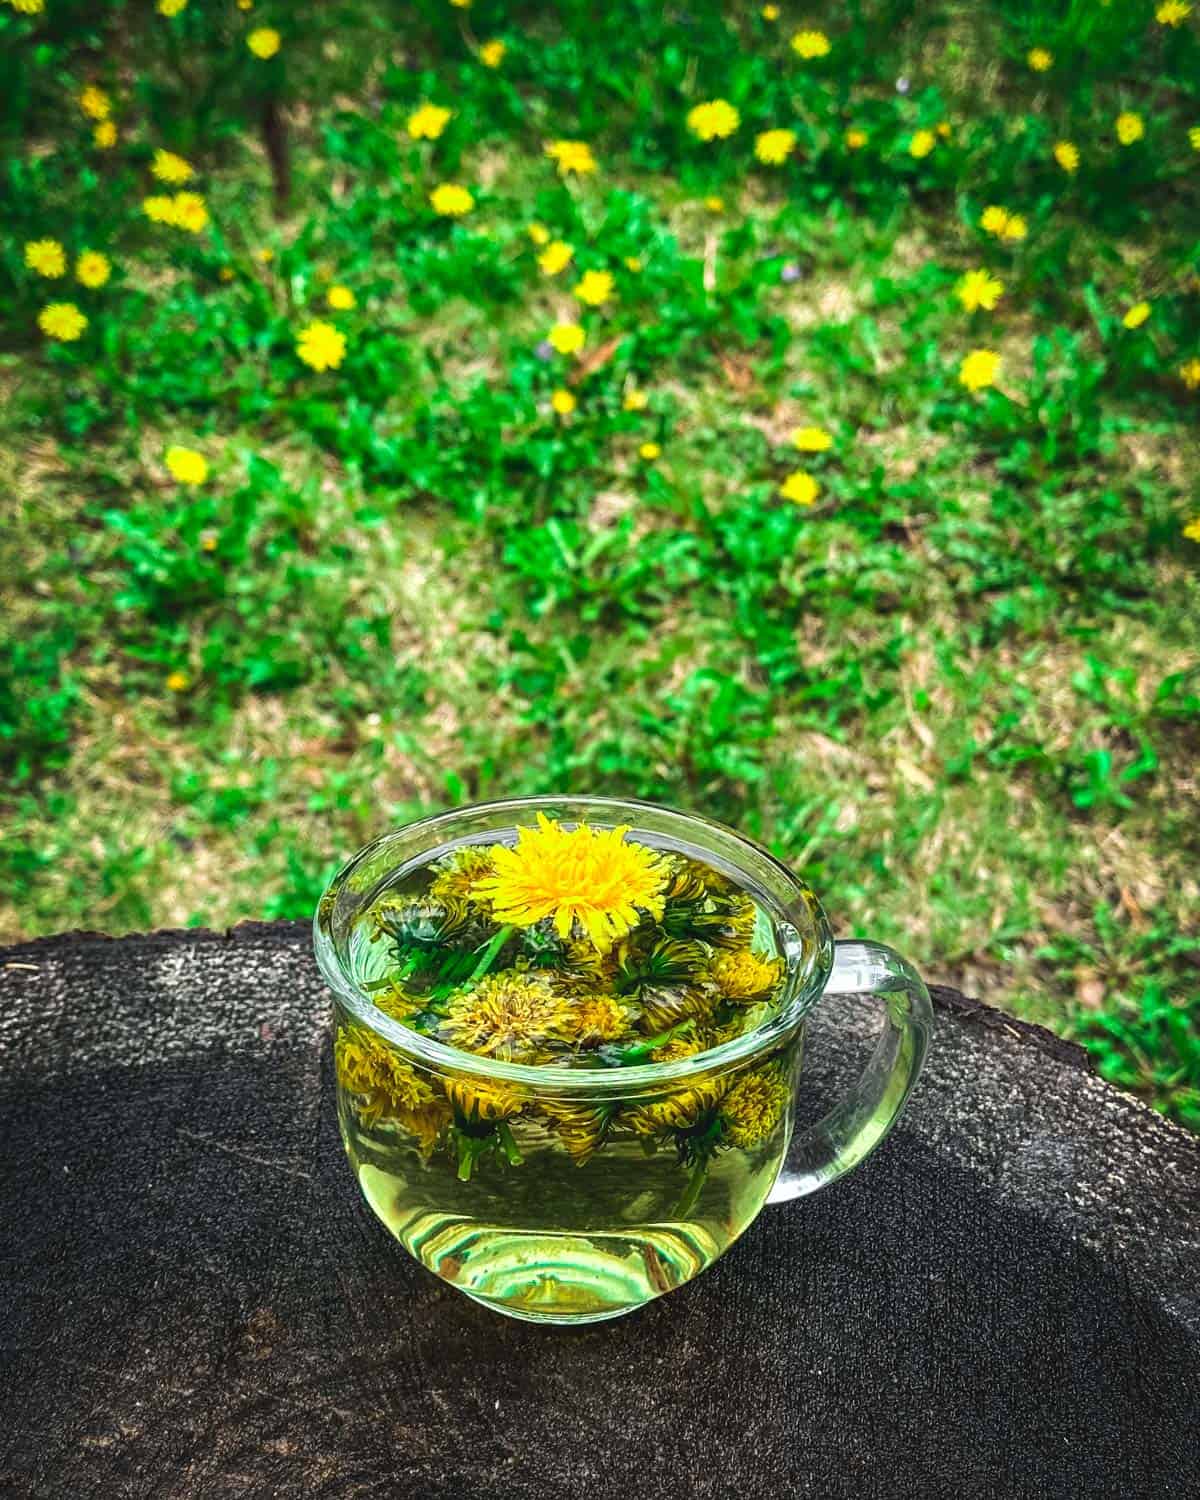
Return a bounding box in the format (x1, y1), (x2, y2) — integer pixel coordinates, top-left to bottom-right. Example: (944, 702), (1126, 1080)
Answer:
(1, 923), (1197, 1499)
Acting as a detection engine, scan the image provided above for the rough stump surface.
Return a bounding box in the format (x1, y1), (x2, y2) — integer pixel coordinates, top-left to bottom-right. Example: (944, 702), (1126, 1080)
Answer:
(1, 922), (1197, 1499)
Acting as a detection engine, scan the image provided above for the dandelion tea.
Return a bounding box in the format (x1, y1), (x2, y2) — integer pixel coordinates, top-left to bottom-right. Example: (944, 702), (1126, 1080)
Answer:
(335, 815), (801, 1321)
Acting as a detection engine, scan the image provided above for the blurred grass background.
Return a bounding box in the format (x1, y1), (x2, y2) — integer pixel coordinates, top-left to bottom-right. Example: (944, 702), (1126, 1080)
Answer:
(1, 0), (1198, 1125)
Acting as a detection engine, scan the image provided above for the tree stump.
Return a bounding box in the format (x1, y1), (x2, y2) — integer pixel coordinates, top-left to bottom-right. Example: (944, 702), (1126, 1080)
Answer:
(1, 923), (1197, 1498)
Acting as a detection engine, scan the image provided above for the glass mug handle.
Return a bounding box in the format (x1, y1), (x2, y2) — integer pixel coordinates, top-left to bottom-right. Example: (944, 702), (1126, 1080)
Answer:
(768, 940), (934, 1204)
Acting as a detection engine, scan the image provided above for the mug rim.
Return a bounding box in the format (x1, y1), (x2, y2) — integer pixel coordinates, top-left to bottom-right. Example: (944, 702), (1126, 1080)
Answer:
(313, 794), (833, 1097)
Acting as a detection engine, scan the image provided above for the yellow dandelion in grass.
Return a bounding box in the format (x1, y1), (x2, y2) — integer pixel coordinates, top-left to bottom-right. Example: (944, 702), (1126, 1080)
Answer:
(157, 0), (188, 14)
(544, 139), (597, 176)
(845, 128), (868, 151)
(407, 103), (451, 140)
(936, 122), (952, 139)
(94, 121), (118, 149)
(479, 39), (506, 67)
(1002, 213), (1027, 241)
(755, 128), (797, 165)
(326, 284), (355, 310)
(165, 670), (191, 693)
(254, 247), (274, 264)
(25, 240), (66, 278)
(1179, 358), (1200, 389)
(429, 182), (474, 216)
(1156, 1), (1190, 24)
(296, 320), (347, 371)
(624, 255), (643, 273)
(538, 240), (574, 275)
(440, 971), (577, 1061)
(704, 194), (726, 213)
(1122, 301), (1151, 330)
(687, 99), (740, 141)
(792, 425), (833, 452)
(959, 348), (1001, 391)
(1190, 126), (1200, 151)
(165, 446), (208, 486)
(574, 268), (614, 306)
(909, 129), (936, 159)
(1027, 48), (1053, 72)
(979, 205), (1009, 236)
(477, 813), (670, 953)
(1116, 112), (1144, 146)
(721, 1065), (789, 1147)
(237, 0), (252, 8)
(151, 148), (193, 184)
(623, 387), (649, 411)
(956, 269), (1004, 312)
(527, 222), (550, 246)
(1183, 517), (1200, 541)
(449, 0), (471, 7)
(75, 251), (111, 288)
(548, 322), (585, 355)
(762, 4), (780, 18)
(551, 388), (577, 416)
(1054, 141), (1079, 173)
(38, 302), (87, 341)
(791, 29), (830, 58)
(79, 85), (111, 120)
(711, 949), (784, 1001)
(7, 0), (46, 13)
(172, 191), (209, 232)
(780, 470), (819, 506)
(639, 441), (661, 461)
(247, 26), (280, 58)
(142, 194), (174, 224)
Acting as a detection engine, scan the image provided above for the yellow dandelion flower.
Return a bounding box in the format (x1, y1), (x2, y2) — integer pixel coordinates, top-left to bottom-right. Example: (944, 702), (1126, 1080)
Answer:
(142, 194), (175, 224)
(247, 26), (281, 58)
(7, 0), (46, 12)
(79, 85), (111, 120)
(1122, 301), (1151, 329)
(326, 284), (356, 310)
(157, 0), (188, 14)
(93, 121), (117, 149)
(1115, 112), (1144, 146)
(407, 103), (451, 140)
(551, 388), (577, 416)
(686, 99), (740, 141)
(172, 191), (209, 233)
(936, 122), (952, 139)
(639, 441), (661, 461)
(956, 269), (1004, 312)
(791, 29), (831, 59)
(1190, 126), (1200, 151)
(444, 1076), (525, 1123)
(1027, 47), (1053, 72)
(1184, 517), (1200, 541)
(711, 949), (784, 1001)
(441, 971), (576, 1061)
(476, 813), (670, 952)
(429, 182), (474, 216)
(721, 1065), (790, 1147)
(165, 670), (191, 693)
(1054, 140), (1079, 173)
(571, 993), (634, 1045)
(845, 128), (868, 151)
(1179, 358), (1200, 389)
(429, 846), (497, 910)
(479, 39), (506, 67)
(780, 470), (819, 506)
(151, 148), (193, 184)
(165, 446), (208, 486)
(1156, 1), (1190, 24)
(544, 139), (597, 176)
(909, 129), (936, 159)
(704, 194), (726, 213)
(253, 247), (273, 264)
(527, 222), (551, 246)
(1002, 213), (1028, 241)
(755, 128), (797, 165)
(449, 0), (471, 7)
(979, 205), (1009, 236)
(959, 348), (1001, 391)
(792, 425), (833, 452)
(25, 239), (66, 278)
(537, 240), (573, 276)
(623, 387), (649, 411)
(335, 1023), (440, 1129)
(38, 302), (87, 341)
(624, 255), (643, 273)
(573, 268), (614, 306)
(75, 251), (111, 288)
(762, 4), (780, 18)
(296, 320), (347, 371)
(548, 322), (585, 355)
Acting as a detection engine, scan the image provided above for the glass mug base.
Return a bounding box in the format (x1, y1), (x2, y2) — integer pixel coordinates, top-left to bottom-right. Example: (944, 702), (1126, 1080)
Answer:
(316, 797), (933, 1324)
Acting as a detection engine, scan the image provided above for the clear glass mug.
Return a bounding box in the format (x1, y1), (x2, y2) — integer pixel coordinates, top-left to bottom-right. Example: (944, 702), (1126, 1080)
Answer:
(314, 796), (933, 1324)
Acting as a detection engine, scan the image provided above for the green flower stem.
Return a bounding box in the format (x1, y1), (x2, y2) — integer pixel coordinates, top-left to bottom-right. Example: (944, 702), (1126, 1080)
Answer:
(608, 1018), (696, 1066)
(496, 1120), (524, 1166)
(467, 924), (515, 984)
(674, 1154), (710, 1219)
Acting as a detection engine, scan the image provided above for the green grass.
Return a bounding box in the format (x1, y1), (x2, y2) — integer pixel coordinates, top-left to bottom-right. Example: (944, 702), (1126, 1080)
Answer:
(2, 0), (1199, 1128)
